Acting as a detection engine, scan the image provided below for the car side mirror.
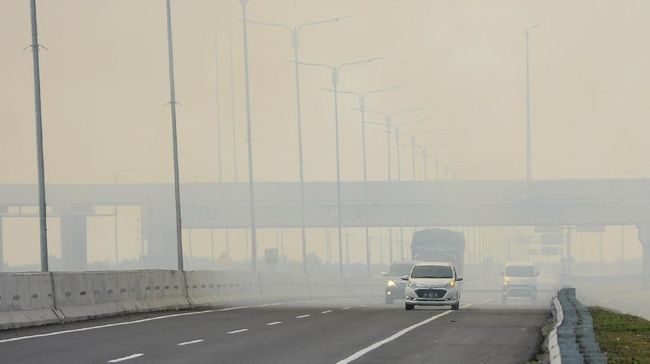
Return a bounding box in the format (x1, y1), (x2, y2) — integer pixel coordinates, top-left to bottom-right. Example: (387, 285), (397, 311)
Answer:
(456, 277), (463, 281)
(400, 275), (409, 281)
(381, 272), (388, 277)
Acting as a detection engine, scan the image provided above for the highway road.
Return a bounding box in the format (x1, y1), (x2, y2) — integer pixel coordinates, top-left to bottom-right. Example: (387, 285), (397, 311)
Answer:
(0, 284), (550, 364)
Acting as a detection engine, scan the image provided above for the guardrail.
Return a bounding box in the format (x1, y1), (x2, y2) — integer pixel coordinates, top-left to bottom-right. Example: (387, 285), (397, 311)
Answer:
(548, 287), (607, 363)
(0, 270), (383, 331)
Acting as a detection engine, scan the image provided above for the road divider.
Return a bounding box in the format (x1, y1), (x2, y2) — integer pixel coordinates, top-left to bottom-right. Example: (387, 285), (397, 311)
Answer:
(0, 270), (384, 330)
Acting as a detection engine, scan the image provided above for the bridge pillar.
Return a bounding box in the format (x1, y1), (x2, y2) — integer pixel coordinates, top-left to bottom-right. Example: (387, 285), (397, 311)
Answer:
(60, 215), (88, 271)
(141, 203), (176, 269)
(637, 225), (650, 289)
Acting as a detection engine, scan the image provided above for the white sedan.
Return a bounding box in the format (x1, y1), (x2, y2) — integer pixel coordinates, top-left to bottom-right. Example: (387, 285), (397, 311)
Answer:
(403, 262), (463, 311)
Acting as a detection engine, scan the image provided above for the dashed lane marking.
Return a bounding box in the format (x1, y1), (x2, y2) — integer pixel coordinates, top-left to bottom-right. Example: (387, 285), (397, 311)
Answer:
(296, 315), (310, 319)
(227, 329), (249, 334)
(321, 310), (333, 314)
(266, 321), (282, 326)
(177, 339), (204, 346)
(107, 353), (144, 363)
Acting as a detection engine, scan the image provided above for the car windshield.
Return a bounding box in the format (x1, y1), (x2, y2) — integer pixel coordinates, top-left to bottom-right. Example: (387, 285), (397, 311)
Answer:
(505, 265), (535, 277)
(388, 263), (414, 276)
(410, 265), (453, 279)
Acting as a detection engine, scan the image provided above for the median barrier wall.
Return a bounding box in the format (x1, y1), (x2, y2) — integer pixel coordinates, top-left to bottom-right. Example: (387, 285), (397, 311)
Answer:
(186, 270), (260, 305)
(0, 273), (60, 330)
(52, 270), (189, 322)
(1, 270), (384, 330)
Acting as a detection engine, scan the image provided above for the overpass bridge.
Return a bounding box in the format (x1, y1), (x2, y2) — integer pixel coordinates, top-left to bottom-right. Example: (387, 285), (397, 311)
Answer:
(1, 179), (649, 285)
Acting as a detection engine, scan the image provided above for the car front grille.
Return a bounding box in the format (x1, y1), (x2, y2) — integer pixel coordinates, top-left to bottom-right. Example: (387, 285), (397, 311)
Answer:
(415, 289), (446, 299)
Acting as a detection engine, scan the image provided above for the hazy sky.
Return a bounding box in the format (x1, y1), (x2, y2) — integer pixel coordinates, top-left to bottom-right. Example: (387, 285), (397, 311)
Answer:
(2, 0), (650, 185)
(1, 0), (648, 267)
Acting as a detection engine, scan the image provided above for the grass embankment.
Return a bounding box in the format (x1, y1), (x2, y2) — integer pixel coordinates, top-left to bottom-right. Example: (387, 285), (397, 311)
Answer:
(591, 307), (650, 363)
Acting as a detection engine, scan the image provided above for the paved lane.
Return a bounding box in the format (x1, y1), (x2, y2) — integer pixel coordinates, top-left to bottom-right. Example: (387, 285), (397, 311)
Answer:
(0, 288), (550, 364)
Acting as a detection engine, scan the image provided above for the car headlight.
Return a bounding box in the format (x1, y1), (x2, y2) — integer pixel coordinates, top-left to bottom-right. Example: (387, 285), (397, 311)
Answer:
(386, 280), (396, 288)
(445, 280), (456, 288)
(503, 279), (509, 285)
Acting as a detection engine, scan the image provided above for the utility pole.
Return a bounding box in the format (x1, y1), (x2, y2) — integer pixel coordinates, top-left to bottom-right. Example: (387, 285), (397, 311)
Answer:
(240, 0), (258, 271)
(524, 25), (539, 194)
(228, 36), (239, 182)
(247, 16), (346, 273)
(215, 33), (223, 183)
(29, 0), (49, 272)
(299, 57), (380, 275)
(165, 0), (184, 271)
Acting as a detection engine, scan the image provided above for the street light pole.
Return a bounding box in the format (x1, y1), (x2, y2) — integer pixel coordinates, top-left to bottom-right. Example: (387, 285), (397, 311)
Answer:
(299, 57), (380, 275)
(228, 36), (239, 183)
(247, 16), (347, 273)
(331, 86), (400, 275)
(240, 0), (258, 271)
(364, 108), (423, 264)
(29, 0), (49, 272)
(165, 0), (184, 271)
(215, 33), (223, 184)
(524, 25), (539, 194)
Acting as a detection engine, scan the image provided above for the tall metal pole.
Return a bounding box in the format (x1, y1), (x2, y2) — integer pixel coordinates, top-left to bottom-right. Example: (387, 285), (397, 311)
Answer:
(30, 0), (49, 272)
(241, 0), (258, 271)
(360, 96), (370, 275)
(215, 34), (223, 183)
(113, 174), (119, 265)
(291, 30), (308, 274)
(395, 127), (404, 260)
(385, 116), (394, 264)
(332, 67), (344, 276)
(411, 136), (416, 180)
(525, 30), (533, 189)
(228, 37), (239, 182)
(165, 0), (184, 271)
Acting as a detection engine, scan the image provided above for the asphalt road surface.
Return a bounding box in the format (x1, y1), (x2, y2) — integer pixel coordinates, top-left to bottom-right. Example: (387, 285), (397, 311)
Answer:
(0, 287), (550, 363)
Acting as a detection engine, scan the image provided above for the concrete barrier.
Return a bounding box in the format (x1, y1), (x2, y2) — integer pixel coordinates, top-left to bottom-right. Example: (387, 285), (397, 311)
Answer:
(52, 270), (189, 322)
(186, 270), (260, 306)
(0, 272), (60, 330)
(1, 270), (384, 330)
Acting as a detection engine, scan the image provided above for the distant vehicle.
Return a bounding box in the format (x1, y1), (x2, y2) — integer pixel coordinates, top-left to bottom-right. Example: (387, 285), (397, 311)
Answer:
(382, 261), (416, 304)
(501, 263), (538, 303)
(411, 229), (465, 275)
(403, 261), (463, 311)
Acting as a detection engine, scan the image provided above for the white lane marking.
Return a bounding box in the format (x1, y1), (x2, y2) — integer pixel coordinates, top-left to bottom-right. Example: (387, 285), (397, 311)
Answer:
(108, 353), (144, 363)
(177, 339), (204, 346)
(321, 310), (333, 314)
(337, 304), (472, 364)
(296, 314), (310, 319)
(341, 306), (352, 310)
(0, 298), (345, 344)
(266, 321), (282, 326)
(227, 329), (248, 334)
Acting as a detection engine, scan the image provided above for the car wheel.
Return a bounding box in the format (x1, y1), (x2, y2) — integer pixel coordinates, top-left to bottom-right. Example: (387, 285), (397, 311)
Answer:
(405, 303), (414, 311)
(451, 302), (460, 310)
(385, 297), (394, 304)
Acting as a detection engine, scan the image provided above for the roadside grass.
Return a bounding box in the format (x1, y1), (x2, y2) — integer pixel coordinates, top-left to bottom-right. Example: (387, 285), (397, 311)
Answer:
(591, 307), (650, 363)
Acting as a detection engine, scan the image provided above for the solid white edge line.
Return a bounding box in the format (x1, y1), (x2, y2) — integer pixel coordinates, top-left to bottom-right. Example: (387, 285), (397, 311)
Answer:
(177, 339), (204, 346)
(107, 353), (144, 363)
(296, 315), (310, 319)
(266, 321), (282, 326)
(336, 304), (472, 364)
(0, 298), (350, 344)
(227, 329), (248, 334)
